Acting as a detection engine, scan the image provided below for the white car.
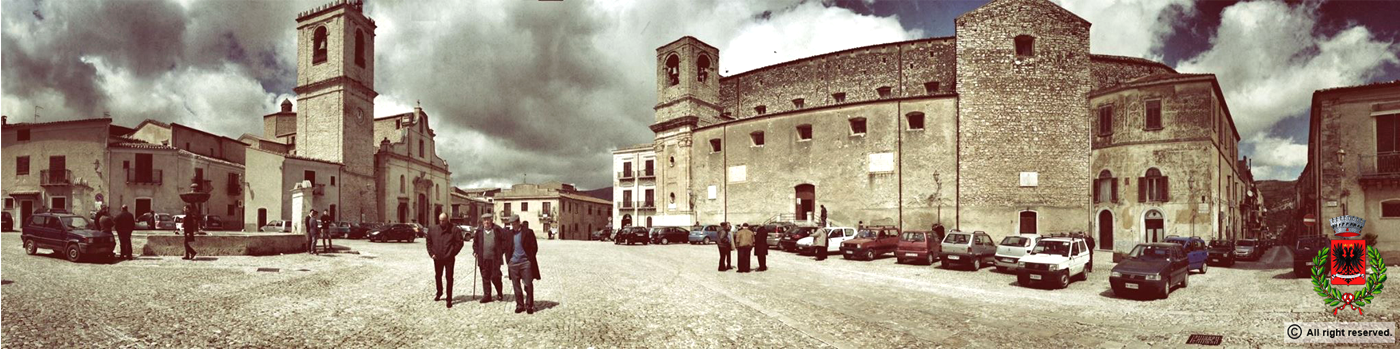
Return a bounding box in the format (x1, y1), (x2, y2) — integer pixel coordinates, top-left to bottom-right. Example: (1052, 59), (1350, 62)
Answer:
(994, 234), (1040, 272)
(173, 214), (186, 232)
(260, 220), (293, 233)
(1015, 237), (1092, 289)
(795, 227), (856, 254)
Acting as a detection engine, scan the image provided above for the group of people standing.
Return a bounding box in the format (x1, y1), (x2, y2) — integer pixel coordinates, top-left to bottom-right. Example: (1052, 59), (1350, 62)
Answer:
(303, 209), (335, 255)
(425, 212), (542, 314)
(714, 222), (770, 273)
(93, 205), (137, 260)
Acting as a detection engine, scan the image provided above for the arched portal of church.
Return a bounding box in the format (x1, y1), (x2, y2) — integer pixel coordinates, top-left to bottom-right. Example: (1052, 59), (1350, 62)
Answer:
(795, 184), (816, 221)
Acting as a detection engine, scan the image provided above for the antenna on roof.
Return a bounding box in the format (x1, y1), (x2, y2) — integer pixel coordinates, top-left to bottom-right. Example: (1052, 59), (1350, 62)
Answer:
(32, 104), (42, 122)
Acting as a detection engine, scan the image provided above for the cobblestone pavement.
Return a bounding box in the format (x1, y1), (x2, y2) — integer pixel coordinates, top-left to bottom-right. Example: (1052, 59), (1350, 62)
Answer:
(2, 232), (1395, 348)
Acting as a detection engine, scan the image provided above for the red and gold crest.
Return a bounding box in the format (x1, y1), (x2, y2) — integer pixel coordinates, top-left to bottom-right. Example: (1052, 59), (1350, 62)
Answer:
(1329, 239), (1367, 286)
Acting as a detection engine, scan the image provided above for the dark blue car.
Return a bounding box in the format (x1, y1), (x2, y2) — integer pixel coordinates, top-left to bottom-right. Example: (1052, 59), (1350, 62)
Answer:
(1164, 236), (1209, 273)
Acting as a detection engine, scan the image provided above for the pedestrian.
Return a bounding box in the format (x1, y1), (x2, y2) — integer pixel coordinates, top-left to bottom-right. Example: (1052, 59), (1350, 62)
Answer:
(98, 205), (115, 238)
(504, 215), (541, 314)
(717, 222), (733, 271)
(755, 224), (770, 272)
(814, 226), (828, 261)
(181, 205), (199, 260)
(115, 205), (136, 260)
(1082, 232), (1096, 273)
(306, 209), (319, 255)
(820, 205), (828, 227)
(735, 223), (755, 273)
(427, 213), (464, 308)
(473, 213), (507, 303)
(320, 210), (333, 252)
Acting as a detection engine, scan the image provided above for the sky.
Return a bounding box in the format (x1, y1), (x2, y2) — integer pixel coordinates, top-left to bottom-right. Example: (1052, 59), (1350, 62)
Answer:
(3, 0), (1398, 189)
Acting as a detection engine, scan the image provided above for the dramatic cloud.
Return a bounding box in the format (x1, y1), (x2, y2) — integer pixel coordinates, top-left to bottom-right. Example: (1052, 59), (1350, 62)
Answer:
(1175, 0), (1398, 180)
(1245, 133), (1309, 181)
(1054, 0), (1195, 60)
(1, 0), (917, 190)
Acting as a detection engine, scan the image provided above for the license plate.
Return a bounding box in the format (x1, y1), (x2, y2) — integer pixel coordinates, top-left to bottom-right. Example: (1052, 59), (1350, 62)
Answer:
(949, 255), (960, 260)
(905, 253), (917, 257)
(844, 250), (853, 254)
(1125, 283), (1139, 289)
(1029, 274), (1042, 280)
(1210, 258), (1218, 262)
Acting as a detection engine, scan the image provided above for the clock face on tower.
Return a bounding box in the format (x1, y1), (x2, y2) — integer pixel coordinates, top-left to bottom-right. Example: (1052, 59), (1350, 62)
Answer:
(356, 108), (364, 122)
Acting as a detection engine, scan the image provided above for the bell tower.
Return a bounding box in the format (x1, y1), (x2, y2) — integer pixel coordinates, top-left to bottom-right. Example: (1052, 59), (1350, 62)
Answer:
(651, 36), (720, 226)
(293, 0), (378, 222)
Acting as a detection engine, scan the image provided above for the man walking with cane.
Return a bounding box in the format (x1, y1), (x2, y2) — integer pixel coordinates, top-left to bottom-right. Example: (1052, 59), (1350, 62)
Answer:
(474, 213), (507, 303)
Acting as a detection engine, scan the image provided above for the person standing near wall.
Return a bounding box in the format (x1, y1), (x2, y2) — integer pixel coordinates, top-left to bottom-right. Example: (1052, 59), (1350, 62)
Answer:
(717, 222), (733, 271)
(115, 205), (136, 260)
(305, 209), (319, 255)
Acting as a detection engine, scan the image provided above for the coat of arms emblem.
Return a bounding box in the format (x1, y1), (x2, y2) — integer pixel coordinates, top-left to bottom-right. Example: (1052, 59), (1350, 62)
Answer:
(1310, 215), (1387, 315)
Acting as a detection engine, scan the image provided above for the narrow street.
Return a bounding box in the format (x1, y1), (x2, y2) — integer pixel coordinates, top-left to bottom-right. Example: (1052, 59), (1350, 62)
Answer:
(2, 232), (1393, 348)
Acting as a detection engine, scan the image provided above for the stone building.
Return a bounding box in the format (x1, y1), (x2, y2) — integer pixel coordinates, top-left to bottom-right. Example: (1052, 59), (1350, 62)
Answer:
(619, 0), (1250, 252)
(449, 187), (493, 224)
(373, 106), (452, 225)
(493, 183), (611, 240)
(1299, 80), (1400, 259)
(611, 143), (662, 227)
(3, 118), (119, 222)
(242, 147), (343, 231)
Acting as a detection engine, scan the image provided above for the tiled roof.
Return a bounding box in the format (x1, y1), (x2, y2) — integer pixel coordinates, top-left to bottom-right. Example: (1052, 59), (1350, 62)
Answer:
(3, 117), (111, 128)
(1090, 54), (1177, 72)
(109, 142), (179, 150)
(1090, 73), (1215, 96)
(1315, 80), (1400, 94)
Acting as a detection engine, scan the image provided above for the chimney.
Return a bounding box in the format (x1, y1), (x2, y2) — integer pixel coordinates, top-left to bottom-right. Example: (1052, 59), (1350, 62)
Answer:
(281, 99), (293, 113)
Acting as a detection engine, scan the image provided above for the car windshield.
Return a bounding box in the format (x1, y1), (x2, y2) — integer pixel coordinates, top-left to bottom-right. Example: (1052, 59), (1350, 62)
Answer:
(1000, 236), (1030, 247)
(902, 232), (925, 242)
(158, 214), (172, 221)
(945, 233), (970, 244)
(1209, 240), (1232, 248)
(1129, 245), (1173, 259)
(1032, 240), (1071, 256)
(856, 230), (877, 239)
(61, 217), (91, 230)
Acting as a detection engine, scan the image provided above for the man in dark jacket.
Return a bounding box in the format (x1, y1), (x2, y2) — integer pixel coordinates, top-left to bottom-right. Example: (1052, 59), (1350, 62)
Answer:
(755, 225), (770, 271)
(320, 211), (333, 252)
(98, 206), (115, 238)
(426, 213), (464, 308)
(717, 222), (733, 271)
(473, 213), (508, 303)
(182, 205), (200, 260)
(115, 205), (136, 259)
(306, 209), (319, 255)
(503, 215), (541, 314)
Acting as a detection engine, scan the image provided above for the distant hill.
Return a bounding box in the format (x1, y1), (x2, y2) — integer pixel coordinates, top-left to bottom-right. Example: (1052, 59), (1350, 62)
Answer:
(1256, 180), (1296, 237)
(581, 186), (612, 201)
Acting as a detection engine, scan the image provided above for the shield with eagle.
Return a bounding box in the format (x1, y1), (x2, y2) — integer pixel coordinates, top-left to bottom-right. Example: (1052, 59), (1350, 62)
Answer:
(1329, 239), (1367, 286)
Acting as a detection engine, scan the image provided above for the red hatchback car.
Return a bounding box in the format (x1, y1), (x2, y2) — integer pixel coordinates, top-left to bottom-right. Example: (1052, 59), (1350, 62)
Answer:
(842, 226), (900, 260)
(896, 228), (946, 265)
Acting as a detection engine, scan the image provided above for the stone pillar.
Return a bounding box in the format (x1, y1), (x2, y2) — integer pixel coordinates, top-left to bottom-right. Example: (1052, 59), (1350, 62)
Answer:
(290, 180), (317, 235)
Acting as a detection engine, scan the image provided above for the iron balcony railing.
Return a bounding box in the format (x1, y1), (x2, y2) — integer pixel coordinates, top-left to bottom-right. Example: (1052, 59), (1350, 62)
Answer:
(40, 169), (71, 186)
(1359, 152), (1400, 176)
(618, 171), (635, 180)
(638, 169), (655, 178)
(618, 201), (635, 210)
(637, 201), (656, 209)
(126, 169), (163, 185)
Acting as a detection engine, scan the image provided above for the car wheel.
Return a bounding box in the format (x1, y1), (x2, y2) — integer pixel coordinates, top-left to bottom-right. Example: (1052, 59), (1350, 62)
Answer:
(1161, 279), (1172, 299)
(24, 239), (38, 255)
(1181, 273), (1189, 289)
(926, 255), (936, 265)
(864, 251), (875, 261)
(971, 258), (980, 271)
(703, 237), (712, 245)
(65, 244), (83, 262)
(1058, 272), (1070, 289)
(1200, 263), (1207, 274)
(661, 238), (669, 244)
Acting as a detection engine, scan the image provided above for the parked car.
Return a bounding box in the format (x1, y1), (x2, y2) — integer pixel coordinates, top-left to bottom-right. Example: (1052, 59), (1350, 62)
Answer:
(1016, 237), (1091, 288)
(842, 226), (900, 260)
(762, 223), (801, 247)
(939, 230), (996, 270)
(618, 226), (650, 245)
(21, 213), (116, 262)
(1110, 243), (1190, 299)
(796, 227), (856, 254)
(2, 211), (13, 231)
(895, 230), (942, 265)
(408, 223), (427, 238)
(994, 234), (1040, 272)
(349, 222), (380, 239)
(200, 215), (224, 230)
(651, 226), (689, 244)
(1294, 236), (1330, 278)
(592, 226), (613, 241)
(1163, 236), (1209, 273)
(154, 213), (176, 230)
(689, 225), (722, 244)
(261, 219), (293, 233)
(778, 226), (818, 252)
(173, 214), (187, 232)
(1206, 239), (1236, 267)
(1234, 239), (1261, 261)
(368, 223), (417, 242)
(327, 222), (352, 238)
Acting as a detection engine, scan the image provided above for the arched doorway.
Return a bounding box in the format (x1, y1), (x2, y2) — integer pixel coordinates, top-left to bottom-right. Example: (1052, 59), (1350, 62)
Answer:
(795, 184), (815, 221)
(645, 216), (653, 227)
(621, 214), (632, 227)
(1097, 210), (1114, 250)
(417, 194), (428, 224)
(1144, 209), (1164, 243)
(397, 202), (408, 223)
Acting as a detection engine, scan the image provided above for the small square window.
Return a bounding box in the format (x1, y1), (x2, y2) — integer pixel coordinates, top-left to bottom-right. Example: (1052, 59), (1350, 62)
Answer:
(754, 105), (767, 115)
(923, 82), (940, 95)
(17, 129), (30, 141)
(792, 98), (805, 109)
(1015, 35), (1035, 57)
(849, 118), (867, 135)
(832, 92), (847, 103)
(709, 139), (722, 153)
(331, 176), (337, 186)
(876, 86), (893, 98)
(750, 131), (764, 146)
(796, 124), (813, 141)
(906, 112), (925, 130)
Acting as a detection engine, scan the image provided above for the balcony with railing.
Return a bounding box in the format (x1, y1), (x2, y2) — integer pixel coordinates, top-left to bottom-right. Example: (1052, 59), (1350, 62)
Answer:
(40, 169), (71, 186)
(618, 201), (635, 210)
(126, 169), (163, 185)
(638, 169), (656, 179)
(1359, 152), (1400, 185)
(618, 170), (635, 181)
(637, 201), (655, 209)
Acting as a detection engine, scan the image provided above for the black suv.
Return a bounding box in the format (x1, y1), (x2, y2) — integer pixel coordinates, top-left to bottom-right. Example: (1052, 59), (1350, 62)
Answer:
(1207, 239), (1235, 267)
(22, 213), (116, 262)
(618, 226), (650, 245)
(1294, 236), (1330, 278)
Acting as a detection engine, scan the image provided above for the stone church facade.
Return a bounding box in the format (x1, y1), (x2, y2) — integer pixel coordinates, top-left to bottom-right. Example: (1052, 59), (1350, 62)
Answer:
(627, 0), (1250, 253)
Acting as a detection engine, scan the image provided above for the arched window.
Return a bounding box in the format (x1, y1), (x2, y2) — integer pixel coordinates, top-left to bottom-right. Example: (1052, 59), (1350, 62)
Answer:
(664, 54), (680, 86)
(669, 193), (676, 204)
(1095, 170), (1117, 203)
(354, 29), (366, 67)
(313, 26), (328, 64)
(1139, 168), (1168, 202)
(696, 54), (711, 83)
(1015, 35), (1034, 57)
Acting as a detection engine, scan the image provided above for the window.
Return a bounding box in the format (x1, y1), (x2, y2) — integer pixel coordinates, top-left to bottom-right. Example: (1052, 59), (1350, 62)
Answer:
(906, 112), (925, 130)
(622, 190), (632, 204)
(228, 204), (236, 216)
(709, 139), (722, 153)
(1095, 170), (1118, 203)
(17, 129), (29, 141)
(355, 29), (366, 67)
(832, 92), (847, 103)
(302, 170), (315, 186)
(664, 54), (680, 86)
(312, 26), (328, 64)
(330, 176), (336, 186)
(697, 54), (711, 83)
(669, 156), (675, 167)
(1098, 106), (1113, 136)
(194, 167), (204, 181)
(750, 131), (765, 146)
(669, 193), (676, 204)
(1015, 35), (1035, 57)
(623, 162), (632, 176)
(754, 105), (767, 115)
(924, 81), (940, 95)
(3, 198), (11, 209)
(16, 156), (29, 175)
(1145, 100), (1162, 130)
(543, 202), (551, 214)
(419, 140), (425, 158)
(522, 202), (529, 212)
(1376, 115), (1400, 173)
(792, 98), (804, 109)
(644, 159), (654, 176)
(1139, 168), (1169, 203)
(876, 86), (893, 98)
(1382, 200), (1400, 218)
(796, 124), (813, 141)
(399, 175), (405, 193)
(849, 117), (867, 135)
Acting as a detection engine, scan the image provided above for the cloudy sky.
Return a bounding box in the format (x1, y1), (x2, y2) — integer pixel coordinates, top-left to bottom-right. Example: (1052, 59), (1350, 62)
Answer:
(3, 0), (1398, 190)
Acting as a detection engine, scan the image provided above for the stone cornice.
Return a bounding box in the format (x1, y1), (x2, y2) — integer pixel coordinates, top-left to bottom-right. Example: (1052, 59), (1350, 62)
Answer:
(294, 76), (379, 98)
(649, 116), (699, 133)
